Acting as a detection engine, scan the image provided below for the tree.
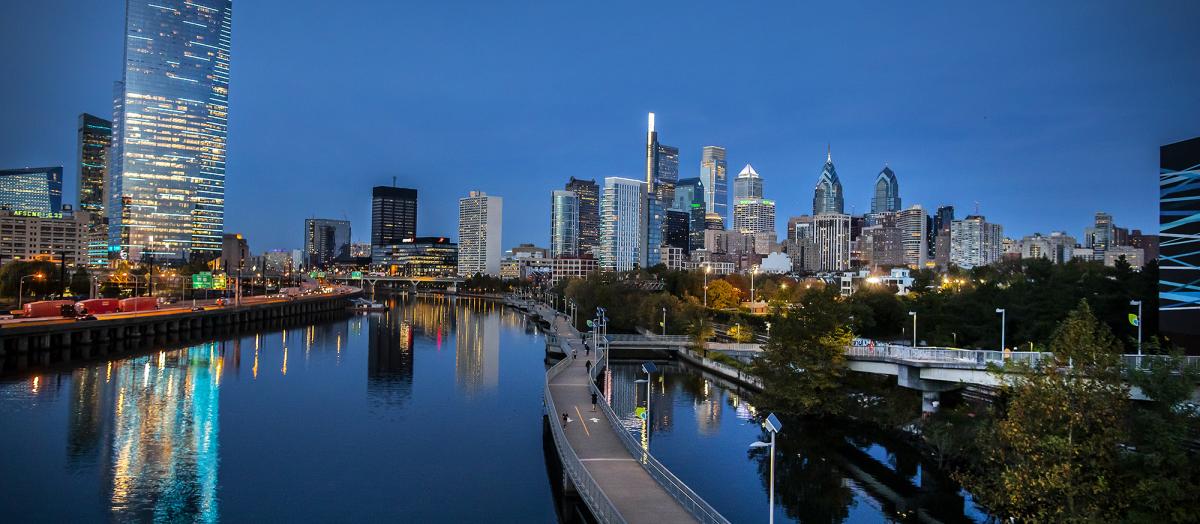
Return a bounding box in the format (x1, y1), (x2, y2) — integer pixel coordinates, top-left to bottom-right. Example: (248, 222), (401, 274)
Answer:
(706, 279), (739, 309)
(752, 287), (853, 416)
(69, 268), (91, 297)
(968, 300), (1130, 522)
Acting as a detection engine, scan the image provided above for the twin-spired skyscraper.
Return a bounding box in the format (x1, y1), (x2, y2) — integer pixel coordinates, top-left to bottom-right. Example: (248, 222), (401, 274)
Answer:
(109, 0), (233, 261)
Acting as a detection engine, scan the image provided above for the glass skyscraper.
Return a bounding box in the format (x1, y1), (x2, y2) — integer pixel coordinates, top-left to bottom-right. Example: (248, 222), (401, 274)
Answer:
(77, 114), (112, 215)
(700, 146), (727, 226)
(371, 186), (418, 247)
(109, 0), (232, 261)
(600, 177), (645, 271)
(550, 190), (579, 257)
(871, 165), (900, 214)
(565, 177), (599, 256)
(304, 218), (351, 268)
(0, 167), (63, 215)
(673, 177), (706, 250)
(813, 149), (844, 215)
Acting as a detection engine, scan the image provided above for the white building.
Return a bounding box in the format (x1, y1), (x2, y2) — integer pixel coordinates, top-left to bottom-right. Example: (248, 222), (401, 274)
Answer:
(458, 191), (503, 276)
(897, 205), (928, 268)
(1018, 231), (1077, 264)
(733, 198), (776, 235)
(812, 213), (851, 271)
(599, 177), (645, 272)
(0, 207), (90, 266)
(1103, 245), (1144, 268)
(759, 252), (792, 274)
(550, 190), (579, 257)
(950, 215), (1003, 269)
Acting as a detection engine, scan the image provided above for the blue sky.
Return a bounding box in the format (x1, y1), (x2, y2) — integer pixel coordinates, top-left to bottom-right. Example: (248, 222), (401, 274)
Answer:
(1, 1), (1197, 252)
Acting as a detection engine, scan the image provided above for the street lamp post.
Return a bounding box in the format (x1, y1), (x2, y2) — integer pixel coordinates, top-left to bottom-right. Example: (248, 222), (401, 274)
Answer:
(703, 264), (711, 308)
(908, 311), (917, 347)
(996, 308), (1006, 353)
(639, 362), (658, 447)
(661, 306), (667, 336)
(750, 413), (784, 524)
(750, 265), (759, 303)
(1130, 300), (1143, 356)
(18, 274), (44, 308)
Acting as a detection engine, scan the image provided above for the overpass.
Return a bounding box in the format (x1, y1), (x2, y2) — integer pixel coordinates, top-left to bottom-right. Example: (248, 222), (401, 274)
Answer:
(532, 301), (728, 523)
(325, 274), (463, 296)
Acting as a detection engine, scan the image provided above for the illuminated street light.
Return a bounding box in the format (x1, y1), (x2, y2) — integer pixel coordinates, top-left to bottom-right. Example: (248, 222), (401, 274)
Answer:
(18, 273), (45, 308)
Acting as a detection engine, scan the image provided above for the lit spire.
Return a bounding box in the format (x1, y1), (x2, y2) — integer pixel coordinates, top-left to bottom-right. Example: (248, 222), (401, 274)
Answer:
(826, 143), (831, 163)
(648, 112), (655, 133)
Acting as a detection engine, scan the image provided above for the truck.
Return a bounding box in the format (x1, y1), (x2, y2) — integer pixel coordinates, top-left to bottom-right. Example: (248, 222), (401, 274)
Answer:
(76, 298), (121, 315)
(119, 296), (159, 313)
(20, 300), (76, 318)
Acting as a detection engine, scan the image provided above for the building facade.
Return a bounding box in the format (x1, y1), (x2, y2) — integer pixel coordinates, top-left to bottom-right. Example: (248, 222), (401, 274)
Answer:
(644, 113), (679, 205)
(304, 218), (351, 267)
(664, 209), (690, 254)
(1160, 137), (1200, 339)
(77, 114), (112, 215)
(565, 177), (599, 256)
(871, 165), (901, 214)
(672, 177), (706, 251)
(1018, 232), (1076, 264)
(812, 213), (851, 271)
(109, 0), (233, 261)
(950, 215), (1004, 269)
(813, 150), (844, 215)
(733, 198), (776, 235)
(219, 233), (250, 272)
(0, 167), (63, 215)
(0, 208), (89, 266)
(372, 237), (457, 276)
(371, 186), (417, 248)
(733, 164), (763, 200)
(897, 205), (928, 268)
(599, 177), (644, 272)
(457, 191), (502, 276)
(700, 146), (728, 226)
(550, 190), (579, 257)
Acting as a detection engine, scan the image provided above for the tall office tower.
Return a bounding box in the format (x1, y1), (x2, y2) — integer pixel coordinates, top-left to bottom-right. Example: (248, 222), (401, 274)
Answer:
(733, 164), (763, 199)
(565, 177), (599, 256)
(861, 212), (903, 267)
(599, 177), (645, 271)
(371, 186), (418, 248)
(304, 218), (351, 267)
(871, 165), (901, 214)
(1091, 212), (1114, 251)
(950, 215), (1003, 269)
(897, 205), (928, 268)
(933, 205), (955, 234)
(786, 215), (814, 271)
(932, 205), (954, 268)
(1160, 136), (1200, 342)
(673, 177), (706, 251)
(812, 213), (852, 271)
(700, 146), (728, 226)
(664, 210), (690, 254)
(734, 198), (776, 234)
(457, 191), (503, 276)
(550, 190), (579, 257)
(0, 167), (63, 215)
(813, 148), (844, 215)
(108, 0), (232, 262)
(644, 113), (679, 204)
(77, 114), (111, 215)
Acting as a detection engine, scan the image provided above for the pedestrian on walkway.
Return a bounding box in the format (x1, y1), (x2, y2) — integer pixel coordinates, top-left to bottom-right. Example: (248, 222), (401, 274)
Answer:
(591, 392), (598, 411)
(572, 348), (577, 360)
(585, 360), (592, 374)
(562, 412), (569, 428)
(585, 342), (591, 356)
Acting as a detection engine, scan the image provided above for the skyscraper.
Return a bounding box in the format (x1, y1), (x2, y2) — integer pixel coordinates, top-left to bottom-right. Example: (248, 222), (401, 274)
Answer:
(109, 0), (232, 261)
(1091, 212), (1114, 251)
(673, 177), (706, 250)
(871, 165), (901, 214)
(304, 218), (351, 267)
(933, 205), (954, 269)
(812, 213), (852, 271)
(1160, 137), (1200, 341)
(599, 177), (645, 271)
(644, 113), (679, 204)
(664, 210), (690, 254)
(457, 191), (503, 276)
(897, 205), (928, 268)
(733, 164), (763, 200)
(0, 167), (63, 215)
(77, 114), (111, 215)
(700, 146), (728, 226)
(371, 186), (418, 247)
(813, 149), (844, 215)
(950, 215), (1003, 269)
(550, 190), (579, 257)
(565, 177), (599, 256)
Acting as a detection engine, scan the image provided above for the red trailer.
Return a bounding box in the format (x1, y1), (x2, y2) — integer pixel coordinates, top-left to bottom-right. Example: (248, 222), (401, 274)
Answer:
(119, 297), (158, 313)
(76, 298), (121, 315)
(21, 300), (75, 318)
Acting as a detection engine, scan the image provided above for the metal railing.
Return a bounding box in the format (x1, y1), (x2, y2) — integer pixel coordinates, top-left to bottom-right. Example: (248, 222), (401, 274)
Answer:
(605, 333), (691, 343)
(589, 343), (731, 524)
(545, 356), (626, 524)
(845, 344), (1051, 367)
(677, 348), (764, 390)
(1121, 354), (1200, 371)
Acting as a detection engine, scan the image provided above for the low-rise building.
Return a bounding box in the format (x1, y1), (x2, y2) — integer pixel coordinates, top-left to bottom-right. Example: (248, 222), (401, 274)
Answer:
(1103, 245), (1144, 268)
(551, 256), (598, 283)
(372, 237), (458, 277)
(0, 207), (90, 266)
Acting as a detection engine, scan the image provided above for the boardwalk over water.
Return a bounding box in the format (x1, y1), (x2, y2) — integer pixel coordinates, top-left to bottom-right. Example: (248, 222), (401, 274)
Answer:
(537, 303), (725, 524)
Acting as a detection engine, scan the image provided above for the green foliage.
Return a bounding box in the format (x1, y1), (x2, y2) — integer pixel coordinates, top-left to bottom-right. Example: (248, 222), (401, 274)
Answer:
(705, 279), (740, 309)
(462, 273), (510, 293)
(69, 268), (91, 296)
(753, 287), (853, 416)
(846, 287), (908, 340)
(967, 301), (1131, 522)
(0, 261), (56, 299)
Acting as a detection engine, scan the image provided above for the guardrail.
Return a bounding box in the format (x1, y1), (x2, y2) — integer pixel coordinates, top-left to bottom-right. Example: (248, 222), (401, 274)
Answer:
(1120, 354), (1200, 371)
(545, 355), (626, 523)
(845, 344), (1051, 367)
(590, 343), (731, 524)
(605, 334), (691, 343)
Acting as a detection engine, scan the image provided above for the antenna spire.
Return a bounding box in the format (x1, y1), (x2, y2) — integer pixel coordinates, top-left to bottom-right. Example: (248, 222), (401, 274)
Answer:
(826, 143), (831, 163)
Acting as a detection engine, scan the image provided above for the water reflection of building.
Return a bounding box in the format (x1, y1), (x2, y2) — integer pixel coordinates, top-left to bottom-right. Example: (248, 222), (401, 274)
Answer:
(693, 381), (722, 435)
(104, 344), (221, 522)
(454, 301), (499, 395)
(368, 310), (415, 408)
(67, 366), (114, 470)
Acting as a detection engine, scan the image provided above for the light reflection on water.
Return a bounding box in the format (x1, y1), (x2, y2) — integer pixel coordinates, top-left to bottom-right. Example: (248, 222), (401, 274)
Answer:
(0, 296), (557, 522)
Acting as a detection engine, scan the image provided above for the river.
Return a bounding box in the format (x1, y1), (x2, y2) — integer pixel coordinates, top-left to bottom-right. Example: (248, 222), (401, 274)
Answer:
(0, 296), (989, 522)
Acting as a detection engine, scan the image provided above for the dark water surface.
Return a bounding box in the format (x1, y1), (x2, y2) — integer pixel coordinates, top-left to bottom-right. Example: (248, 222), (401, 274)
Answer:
(0, 296), (558, 522)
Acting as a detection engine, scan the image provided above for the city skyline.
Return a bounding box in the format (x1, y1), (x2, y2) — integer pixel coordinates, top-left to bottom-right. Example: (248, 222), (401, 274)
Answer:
(2, 1), (1197, 252)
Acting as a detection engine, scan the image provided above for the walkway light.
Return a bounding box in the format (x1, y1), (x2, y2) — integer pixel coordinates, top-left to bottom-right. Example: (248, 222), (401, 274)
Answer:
(749, 413), (783, 524)
(1129, 300), (1142, 356)
(908, 311), (917, 347)
(996, 308), (1006, 353)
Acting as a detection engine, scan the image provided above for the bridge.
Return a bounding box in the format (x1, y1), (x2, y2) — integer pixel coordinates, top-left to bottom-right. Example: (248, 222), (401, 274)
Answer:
(534, 302), (729, 523)
(325, 274), (463, 296)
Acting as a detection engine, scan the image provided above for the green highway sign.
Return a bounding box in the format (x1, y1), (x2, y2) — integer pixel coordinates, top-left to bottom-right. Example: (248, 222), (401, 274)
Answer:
(192, 272), (213, 289)
(351, 271), (363, 279)
(213, 273), (227, 290)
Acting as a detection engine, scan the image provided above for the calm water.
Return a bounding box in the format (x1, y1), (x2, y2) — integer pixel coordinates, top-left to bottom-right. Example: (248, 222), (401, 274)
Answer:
(607, 363), (990, 523)
(0, 296), (559, 522)
(0, 296), (988, 523)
